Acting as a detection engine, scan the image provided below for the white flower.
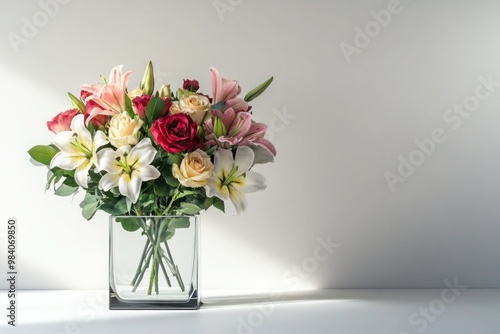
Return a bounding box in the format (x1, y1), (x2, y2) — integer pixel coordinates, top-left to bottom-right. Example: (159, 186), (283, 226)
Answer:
(97, 138), (160, 203)
(50, 114), (108, 188)
(205, 146), (267, 215)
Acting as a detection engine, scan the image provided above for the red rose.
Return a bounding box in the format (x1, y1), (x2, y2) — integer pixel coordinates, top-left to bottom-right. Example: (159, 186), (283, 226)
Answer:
(183, 79), (200, 92)
(132, 94), (153, 118)
(46, 108), (80, 134)
(133, 95), (172, 118)
(151, 114), (202, 153)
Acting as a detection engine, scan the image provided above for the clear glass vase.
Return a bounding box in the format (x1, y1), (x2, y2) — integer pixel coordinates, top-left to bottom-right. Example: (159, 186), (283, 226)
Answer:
(109, 215), (200, 310)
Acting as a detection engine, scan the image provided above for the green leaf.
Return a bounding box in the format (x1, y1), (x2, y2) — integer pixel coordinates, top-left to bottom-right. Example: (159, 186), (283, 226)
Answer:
(168, 217), (190, 230)
(54, 178), (79, 197)
(244, 76), (273, 102)
(113, 197), (130, 215)
(68, 92), (85, 113)
(80, 193), (100, 220)
(165, 175), (179, 187)
(117, 217), (141, 232)
(166, 153), (183, 166)
(211, 101), (225, 111)
(146, 97), (166, 123)
(203, 196), (214, 210)
(154, 177), (169, 197)
(28, 145), (58, 165)
(125, 94), (136, 119)
(177, 88), (195, 100)
(213, 197), (225, 212)
(179, 202), (202, 215)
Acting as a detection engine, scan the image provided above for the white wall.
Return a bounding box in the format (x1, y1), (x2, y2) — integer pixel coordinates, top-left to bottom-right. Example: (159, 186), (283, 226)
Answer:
(1, 0), (500, 290)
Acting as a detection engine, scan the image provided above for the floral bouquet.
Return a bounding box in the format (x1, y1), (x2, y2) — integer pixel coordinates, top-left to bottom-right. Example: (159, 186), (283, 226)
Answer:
(28, 62), (276, 299)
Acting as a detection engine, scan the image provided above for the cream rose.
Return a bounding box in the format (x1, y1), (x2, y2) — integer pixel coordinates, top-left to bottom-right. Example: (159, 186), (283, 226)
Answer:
(172, 149), (214, 188)
(108, 112), (144, 148)
(169, 95), (210, 124)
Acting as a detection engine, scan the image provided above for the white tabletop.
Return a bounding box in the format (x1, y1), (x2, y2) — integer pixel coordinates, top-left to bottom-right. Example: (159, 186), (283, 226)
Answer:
(1, 289), (499, 334)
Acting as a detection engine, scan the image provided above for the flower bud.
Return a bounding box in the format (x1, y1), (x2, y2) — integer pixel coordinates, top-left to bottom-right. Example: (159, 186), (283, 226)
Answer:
(140, 61), (154, 95)
(158, 84), (171, 98)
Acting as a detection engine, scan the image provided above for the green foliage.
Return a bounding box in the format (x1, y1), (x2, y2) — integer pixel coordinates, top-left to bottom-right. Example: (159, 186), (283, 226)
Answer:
(28, 145), (58, 165)
(145, 97), (166, 124)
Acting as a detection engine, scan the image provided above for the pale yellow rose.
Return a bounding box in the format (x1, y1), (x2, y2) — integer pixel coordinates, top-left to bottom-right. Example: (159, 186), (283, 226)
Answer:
(128, 87), (144, 99)
(108, 112), (144, 148)
(172, 149), (214, 188)
(169, 95), (210, 124)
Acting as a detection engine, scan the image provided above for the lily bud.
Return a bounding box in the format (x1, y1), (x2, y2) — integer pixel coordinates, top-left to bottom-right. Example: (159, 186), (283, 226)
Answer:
(158, 84), (171, 98)
(213, 116), (227, 138)
(140, 61), (154, 95)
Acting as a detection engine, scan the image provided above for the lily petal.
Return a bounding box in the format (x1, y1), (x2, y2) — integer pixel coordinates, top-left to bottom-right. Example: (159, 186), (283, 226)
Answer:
(74, 159), (92, 188)
(139, 165), (161, 182)
(234, 146), (254, 175)
(119, 172), (141, 204)
(99, 172), (120, 191)
(213, 148), (234, 178)
(50, 151), (85, 171)
(228, 185), (247, 215)
(240, 171), (267, 193)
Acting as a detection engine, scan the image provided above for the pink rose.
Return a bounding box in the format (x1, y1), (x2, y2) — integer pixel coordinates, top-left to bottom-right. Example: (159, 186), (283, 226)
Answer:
(46, 108), (80, 134)
(132, 94), (153, 118)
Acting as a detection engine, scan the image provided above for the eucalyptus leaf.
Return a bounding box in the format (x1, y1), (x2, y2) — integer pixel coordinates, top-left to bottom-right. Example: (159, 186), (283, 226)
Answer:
(82, 201), (99, 220)
(113, 197), (130, 215)
(54, 178), (79, 197)
(117, 217), (141, 232)
(179, 203), (201, 215)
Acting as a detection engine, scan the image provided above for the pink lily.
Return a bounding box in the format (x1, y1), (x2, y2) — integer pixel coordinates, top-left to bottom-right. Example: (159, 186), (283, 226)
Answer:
(211, 67), (241, 104)
(223, 97), (251, 113)
(205, 108), (277, 157)
(81, 65), (132, 125)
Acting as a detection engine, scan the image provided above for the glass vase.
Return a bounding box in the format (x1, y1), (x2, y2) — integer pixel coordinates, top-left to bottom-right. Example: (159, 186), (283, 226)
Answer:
(109, 215), (200, 310)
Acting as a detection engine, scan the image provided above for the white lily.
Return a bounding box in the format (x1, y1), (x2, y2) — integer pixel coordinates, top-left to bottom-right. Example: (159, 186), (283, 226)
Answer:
(205, 146), (267, 215)
(50, 114), (108, 188)
(97, 138), (160, 204)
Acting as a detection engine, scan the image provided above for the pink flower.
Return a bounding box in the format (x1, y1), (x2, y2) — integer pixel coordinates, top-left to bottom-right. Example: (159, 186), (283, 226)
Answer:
(224, 97), (251, 113)
(84, 100), (108, 129)
(46, 108), (80, 134)
(80, 65), (132, 125)
(132, 94), (153, 118)
(211, 67), (241, 104)
(205, 108), (276, 156)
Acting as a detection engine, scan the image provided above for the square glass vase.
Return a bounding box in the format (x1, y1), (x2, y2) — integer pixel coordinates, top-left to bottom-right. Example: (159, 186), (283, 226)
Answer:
(109, 215), (200, 310)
